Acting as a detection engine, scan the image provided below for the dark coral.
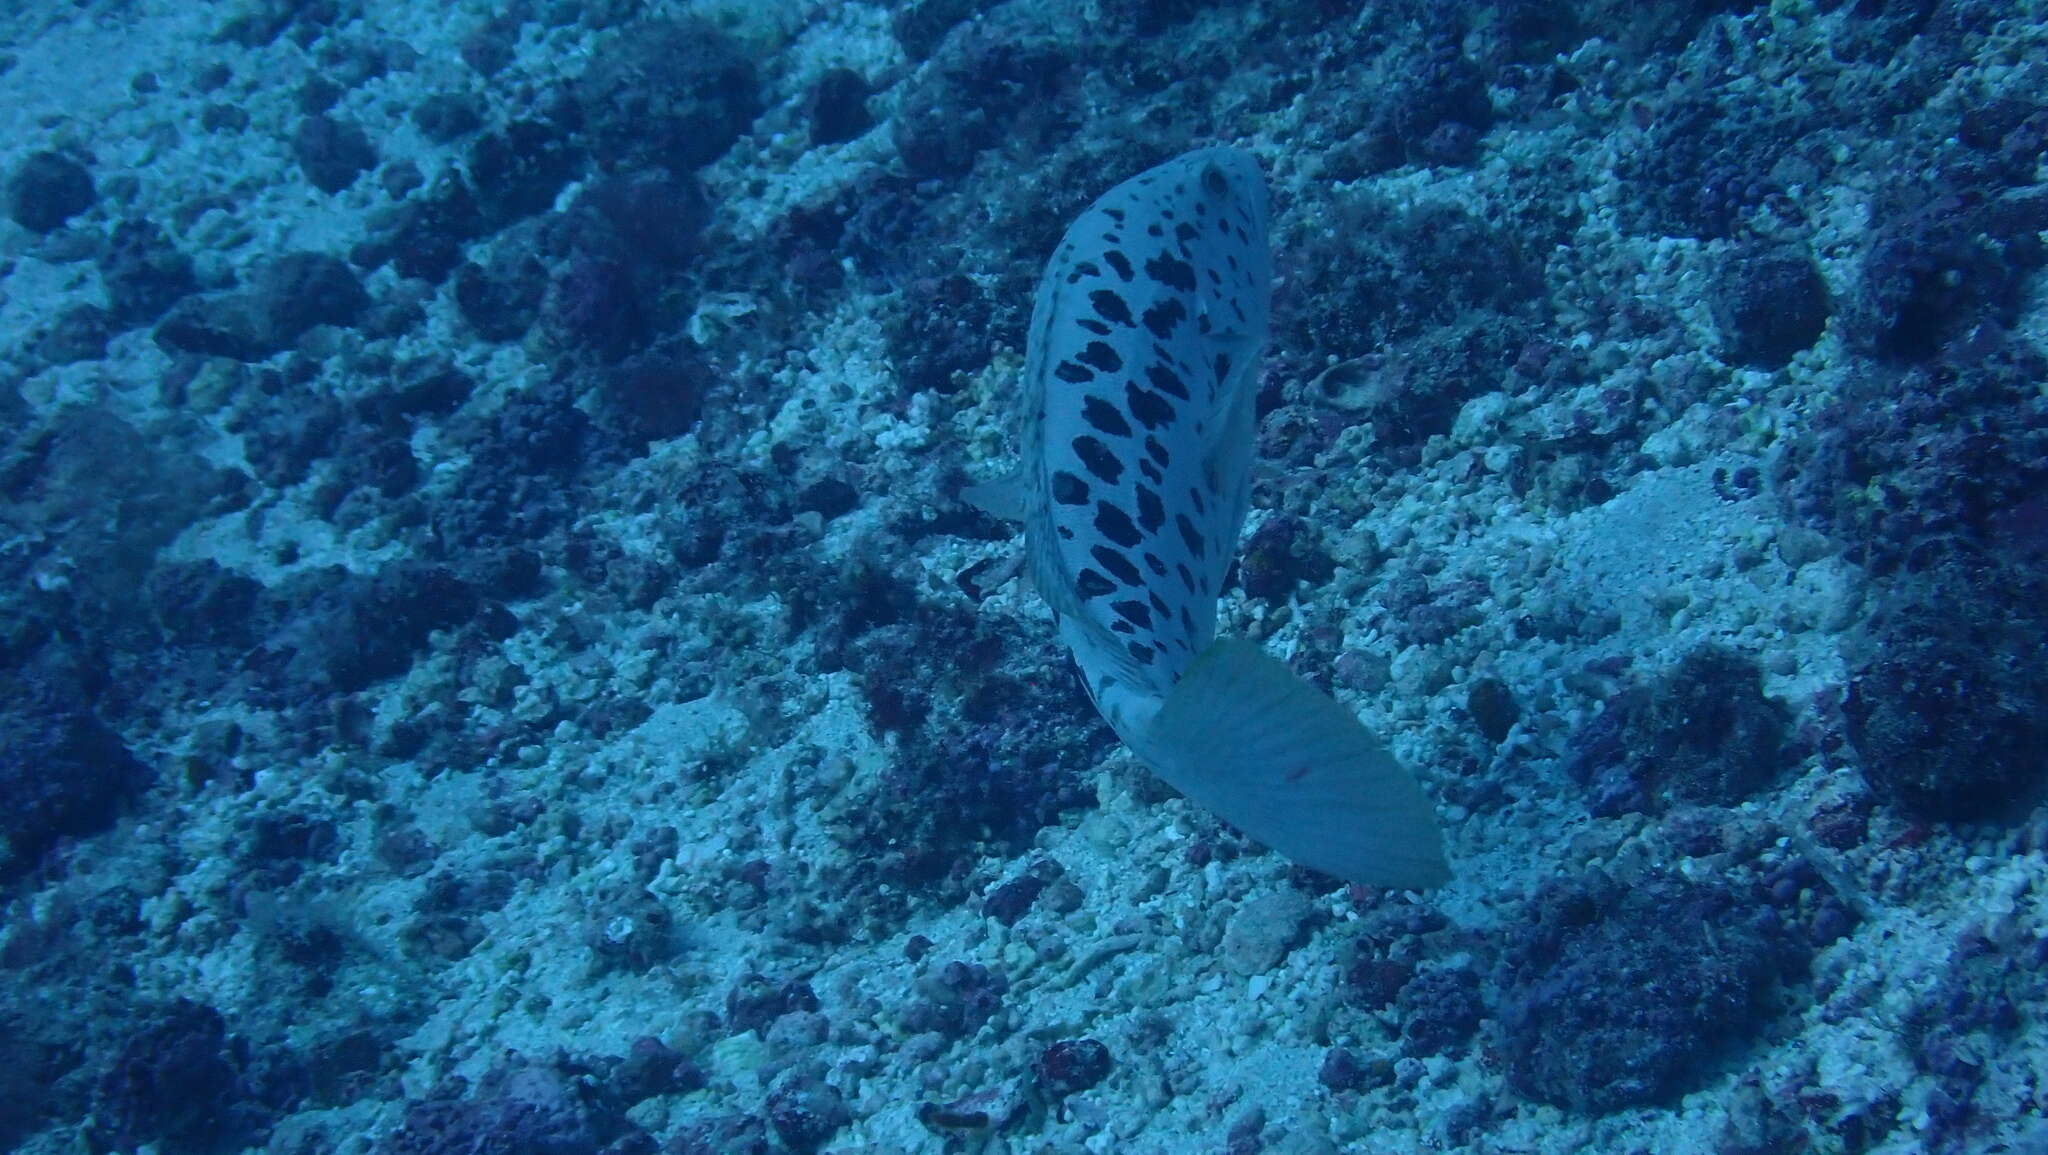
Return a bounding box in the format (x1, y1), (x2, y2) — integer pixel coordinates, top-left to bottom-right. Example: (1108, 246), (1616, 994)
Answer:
(1317, 1046), (1370, 1092)
(888, 272), (999, 395)
(1772, 325), (2048, 574)
(1036, 1038), (1112, 1097)
(0, 655), (147, 880)
(379, 1055), (640, 1155)
(359, 172), (485, 283)
(574, 17), (760, 173)
(1, 407), (230, 627)
(891, 22), (1077, 180)
(765, 1069), (851, 1154)
(1618, 89), (1797, 239)
(725, 973), (819, 1035)
(1632, 646), (1789, 806)
(1465, 676), (1520, 744)
(293, 113), (377, 193)
(1376, 24), (1494, 166)
(1278, 196), (1542, 371)
(612, 1037), (704, 1104)
(454, 245), (548, 340)
(434, 374), (596, 550)
(1237, 515), (1336, 604)
(668, 1113), (770, 1155)
(904, 960), (1008, 1039)
(1563, 646), (1789, 816)
(537, 170), (708, 360)
(7, 149), (95, 232)
(155, 251), (370, 362)
(258, 562), (481, 695)
(590, 339), (712, 451)
(98, 219), (198, 327)
(91, 1001), (244, 1153)
(412, 91), (484, 142)
(468, 117), (585, 230)
(32, 303), (111, 365)
(1711, 246), (1830, 368)
(1496, 872), (1809, 1113)
(1850, 189), (2044, 361)
(805, 67), (872, 145)
(1843, 558), (2048, 821)
(1397, 963), (1484, 1056)
(892, 0), (1002, 59)
(981, 872), (1047, 926)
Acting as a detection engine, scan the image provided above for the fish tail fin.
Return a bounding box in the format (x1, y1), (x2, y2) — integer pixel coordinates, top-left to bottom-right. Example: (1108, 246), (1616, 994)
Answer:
(1138, 638), (1450, 889)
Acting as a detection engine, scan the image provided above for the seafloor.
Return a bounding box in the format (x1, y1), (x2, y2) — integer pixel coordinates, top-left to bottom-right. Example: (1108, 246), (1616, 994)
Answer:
(1, 1), (2044, 1153)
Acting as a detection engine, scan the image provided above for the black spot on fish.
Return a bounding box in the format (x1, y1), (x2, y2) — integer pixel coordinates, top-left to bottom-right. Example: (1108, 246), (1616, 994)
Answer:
(1127, 641), (1156, 665)
(1078, 341), (1123, 373)
(1103, 250), (1134, 281)
(1110, 619), (1134, 635)
(1138, 458), (1163, 485)
(1147, 222), (1164, 237)
(1072, 435), (1122, 483)
(1145, 362), (1189, 400)
(1090, 290), (1134, 327)
(1180, 606), (1195, 634)
(1051, 470), (1090, 505)
(1092, 544), (1142, 586)
(1142, 551), (1167, 576)
(1111, 599), (1152, 629)
(1082, 395), (1132, 438)
(1176, 512), (1207, 559)
(1175, 221), (1199, 246)
(1104, 207), (1125, 225)
(1057, 526), (1073, 540)
(1135, 484), (1164, 533)
(1148, 592), (1170, 617)
(1076, 568), (1116, 599)
(1126, 382), (1176, 430)
(1215, 352), (1233, 384)
(1144, 252), (1196, 293)
(1142, 297), (1187, 340)
(1146, 436), (1171, 466)
(1074, 261), (1101, 278)
(1177, 562), (1196, 592)
(1095, 501), (1142, 547)
(1077, 318), (1111, 335)
(1056, 360), (1094, 384)
(1187, 486), (1206, 514)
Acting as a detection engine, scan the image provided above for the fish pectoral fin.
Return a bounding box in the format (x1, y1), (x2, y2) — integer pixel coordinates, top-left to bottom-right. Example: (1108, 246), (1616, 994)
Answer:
(1136, 638), (1450, 889)
(962, 470), (1028, 522)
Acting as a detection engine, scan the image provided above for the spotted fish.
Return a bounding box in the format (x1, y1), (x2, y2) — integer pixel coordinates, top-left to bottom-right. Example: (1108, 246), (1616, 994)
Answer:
(969, 147), (1449, 888)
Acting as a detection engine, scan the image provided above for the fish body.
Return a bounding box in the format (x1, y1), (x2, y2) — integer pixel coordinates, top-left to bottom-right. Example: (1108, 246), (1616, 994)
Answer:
(972, 147), (1448, 888)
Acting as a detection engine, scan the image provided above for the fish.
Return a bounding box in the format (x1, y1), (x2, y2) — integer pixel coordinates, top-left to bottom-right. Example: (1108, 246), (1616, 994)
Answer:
(968, 147), (1449, 888)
